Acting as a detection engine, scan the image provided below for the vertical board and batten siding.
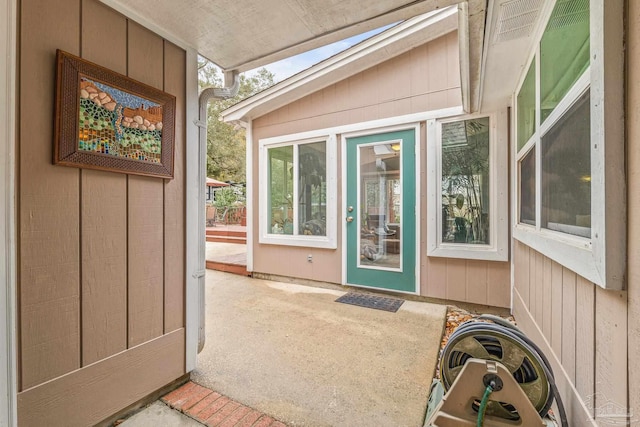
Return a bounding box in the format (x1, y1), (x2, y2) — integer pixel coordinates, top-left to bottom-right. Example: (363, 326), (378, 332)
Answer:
(19, 0), (81, 392)
(80, 0), (128, 367)
(513, 4), (640, 425)
(126, 21), (166, 348)
(422, 258), (510, 307)
(163, 42), (187, 334)
(628, 0), (640, 422)
(251, 31), (511, 307)
(513, 240), (626, 425)
(17, 0), (186, 425)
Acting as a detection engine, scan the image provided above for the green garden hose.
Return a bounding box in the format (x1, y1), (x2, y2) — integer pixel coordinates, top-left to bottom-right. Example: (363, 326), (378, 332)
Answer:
(477, 383), (494, 427)
(441, 317), (569, 427)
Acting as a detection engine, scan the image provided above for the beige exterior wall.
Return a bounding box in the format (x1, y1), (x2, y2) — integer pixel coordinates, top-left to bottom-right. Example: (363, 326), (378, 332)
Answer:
(512, 3), (639, 425)
(254, 32), (462, 137)
(628, 1), (640, 421)
(512, 241), (627, 425)
(252, 31), (511, 307)
(17, 0), (186, 425)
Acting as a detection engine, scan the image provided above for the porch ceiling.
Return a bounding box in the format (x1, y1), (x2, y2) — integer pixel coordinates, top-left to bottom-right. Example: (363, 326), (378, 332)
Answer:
(101, 0), (474, 73)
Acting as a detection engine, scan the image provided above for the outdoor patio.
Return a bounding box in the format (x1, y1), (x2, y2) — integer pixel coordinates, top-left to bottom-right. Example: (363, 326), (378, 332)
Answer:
(205, 230), (248, 276)
(190, 270), (447, 426)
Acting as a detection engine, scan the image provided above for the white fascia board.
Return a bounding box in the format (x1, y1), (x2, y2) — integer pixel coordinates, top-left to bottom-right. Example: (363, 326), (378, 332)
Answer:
(457, 2), (471, 113)
(221, 6), (458, 124)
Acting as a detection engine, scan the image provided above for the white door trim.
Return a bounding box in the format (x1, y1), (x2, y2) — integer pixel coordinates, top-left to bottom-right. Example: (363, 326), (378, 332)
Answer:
(184, 48), (201, 372)
(0, 0), (18, 424)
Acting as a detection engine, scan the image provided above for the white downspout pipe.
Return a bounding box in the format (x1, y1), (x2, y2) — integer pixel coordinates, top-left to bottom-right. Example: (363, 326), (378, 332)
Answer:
(1, 0), (17, 423)
(195, 71), (240, 353)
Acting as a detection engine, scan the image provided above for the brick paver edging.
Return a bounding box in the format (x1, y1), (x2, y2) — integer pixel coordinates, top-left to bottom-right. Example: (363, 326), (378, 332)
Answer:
(162, 381), (288, 427)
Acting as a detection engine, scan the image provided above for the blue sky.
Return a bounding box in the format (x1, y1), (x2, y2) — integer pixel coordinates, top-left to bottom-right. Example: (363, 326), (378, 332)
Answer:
(249, 24), (395, 82)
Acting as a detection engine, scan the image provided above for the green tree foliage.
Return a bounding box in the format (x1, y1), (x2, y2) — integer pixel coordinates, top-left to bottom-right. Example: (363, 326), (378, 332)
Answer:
(198, 57), (276, 183)
(212, 186), (241, 208)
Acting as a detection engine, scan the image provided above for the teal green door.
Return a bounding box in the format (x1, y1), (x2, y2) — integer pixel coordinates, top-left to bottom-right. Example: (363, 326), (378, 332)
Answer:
(345, 129), (416, 292)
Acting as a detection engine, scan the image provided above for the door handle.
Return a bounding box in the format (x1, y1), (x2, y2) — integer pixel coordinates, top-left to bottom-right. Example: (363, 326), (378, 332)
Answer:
(346, 216), (354, 223)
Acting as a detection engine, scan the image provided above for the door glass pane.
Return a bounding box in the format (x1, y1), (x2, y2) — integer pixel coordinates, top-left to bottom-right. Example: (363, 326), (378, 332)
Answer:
(441, 117), (490, 245)
(542, 90), (590, 237)
(298, 142), (327, 236)
(268, 146), (293, 235)
(517, 60), (536, 151)
(359, 143), (401, 269)
(519, 148), (536, 226)
(540, 0), (589, 123)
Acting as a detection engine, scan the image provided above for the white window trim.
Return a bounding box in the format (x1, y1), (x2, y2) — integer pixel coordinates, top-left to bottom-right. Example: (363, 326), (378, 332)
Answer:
(258, 135), (337, 249)
(512, 0), (625, 290)
(1, 0), (17, 424)
(427, 110), (509, 261)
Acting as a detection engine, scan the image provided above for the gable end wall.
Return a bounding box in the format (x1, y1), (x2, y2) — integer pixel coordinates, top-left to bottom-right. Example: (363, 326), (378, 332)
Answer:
(250, 31), (510, 308)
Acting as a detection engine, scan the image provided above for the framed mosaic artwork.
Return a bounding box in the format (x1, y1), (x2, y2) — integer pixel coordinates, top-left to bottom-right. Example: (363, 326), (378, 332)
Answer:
(54, 49), (176, 178)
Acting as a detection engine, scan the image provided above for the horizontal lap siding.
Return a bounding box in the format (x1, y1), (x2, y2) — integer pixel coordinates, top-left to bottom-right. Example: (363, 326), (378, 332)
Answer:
(18, 0), (187, 424)
(512, 240), (627, 425)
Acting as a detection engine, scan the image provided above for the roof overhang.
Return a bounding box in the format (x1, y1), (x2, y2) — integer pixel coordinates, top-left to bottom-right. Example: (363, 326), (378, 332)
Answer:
(100, 0), (466, 73)
(206, 177), (230, 187)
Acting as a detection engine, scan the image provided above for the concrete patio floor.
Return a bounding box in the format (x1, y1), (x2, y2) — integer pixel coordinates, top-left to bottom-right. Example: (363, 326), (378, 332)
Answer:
(119, 401), (203, 427)
(190, 270), (447, 427)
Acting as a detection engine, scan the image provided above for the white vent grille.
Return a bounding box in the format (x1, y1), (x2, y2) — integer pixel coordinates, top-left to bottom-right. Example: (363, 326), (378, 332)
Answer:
(494, 0), (543, 43)
(545, 0), (589, 31)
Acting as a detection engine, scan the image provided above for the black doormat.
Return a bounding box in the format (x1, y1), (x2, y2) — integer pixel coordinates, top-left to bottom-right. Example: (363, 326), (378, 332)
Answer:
(335, 292), (404, 312)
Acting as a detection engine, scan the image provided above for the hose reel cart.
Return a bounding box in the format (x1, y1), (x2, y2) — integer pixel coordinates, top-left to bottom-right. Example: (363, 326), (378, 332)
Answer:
(424, 315), (567, 427)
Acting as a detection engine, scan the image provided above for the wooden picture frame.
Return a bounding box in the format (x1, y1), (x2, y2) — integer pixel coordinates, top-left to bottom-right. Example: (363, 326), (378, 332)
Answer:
(54, 49), (176, 178)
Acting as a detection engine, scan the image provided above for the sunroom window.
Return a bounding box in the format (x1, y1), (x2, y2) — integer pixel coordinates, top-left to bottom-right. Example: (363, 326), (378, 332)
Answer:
(513, 0), (624, 289)
(427, 112), (508, 261)
(517, 61), (536, 151)
(539, 0), (590, 123)
(541, 89), (591, 238)
(441, 117), (491, 245)
(259, 136), (337, 248)
(519, 148), (536, 226)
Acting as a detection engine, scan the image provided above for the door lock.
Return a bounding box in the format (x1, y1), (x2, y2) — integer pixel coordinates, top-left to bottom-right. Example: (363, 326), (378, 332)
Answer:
(348, 206), (354, 212)
(346, 216), (354, 223)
